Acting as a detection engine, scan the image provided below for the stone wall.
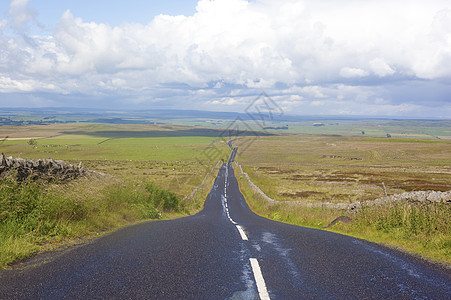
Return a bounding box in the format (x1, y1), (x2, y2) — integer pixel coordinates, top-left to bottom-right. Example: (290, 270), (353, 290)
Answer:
(235, 161), (450, 211)
(347, 190), (451, 211)
(0, 152), (87, 182)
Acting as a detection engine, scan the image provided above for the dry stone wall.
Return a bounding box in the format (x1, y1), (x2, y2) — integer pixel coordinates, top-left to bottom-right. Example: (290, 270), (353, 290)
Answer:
(347, 190), (451, 211)
(0, 152), (87, 182)
(236, 162), (450, 211)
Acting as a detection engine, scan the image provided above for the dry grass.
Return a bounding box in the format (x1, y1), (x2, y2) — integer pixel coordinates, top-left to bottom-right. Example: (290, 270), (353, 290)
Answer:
(234, 134), (451, 264)
(235, 134), (451, 204)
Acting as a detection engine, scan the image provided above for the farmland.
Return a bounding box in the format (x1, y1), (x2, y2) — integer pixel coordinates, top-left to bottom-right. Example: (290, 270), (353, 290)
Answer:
(0, 123), (232, 192)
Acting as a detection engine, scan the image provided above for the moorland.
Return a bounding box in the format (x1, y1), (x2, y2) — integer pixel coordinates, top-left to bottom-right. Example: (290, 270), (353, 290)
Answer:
(0, 111), (450, 267)
(233, 134), (450, 264)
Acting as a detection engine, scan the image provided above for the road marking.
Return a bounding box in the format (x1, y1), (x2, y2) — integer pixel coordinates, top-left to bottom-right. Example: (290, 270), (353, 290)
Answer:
(223, 165), (244, 236)
(236, 225), (248, 241)
(223, 161), (269, 298)
(225, 151), (270, 299)
(250, 258), (270, 300)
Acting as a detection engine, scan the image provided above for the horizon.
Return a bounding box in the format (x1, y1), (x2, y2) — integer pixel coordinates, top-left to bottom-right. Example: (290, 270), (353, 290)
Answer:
(1, 106), (450, 121)
(0, 0), (450, 118)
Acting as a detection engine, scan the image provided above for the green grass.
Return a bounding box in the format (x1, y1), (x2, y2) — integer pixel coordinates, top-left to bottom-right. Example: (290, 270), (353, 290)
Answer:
(2, 135), (223, 161)
(0, 160), (223, 270)
(0, 176), (185, 268)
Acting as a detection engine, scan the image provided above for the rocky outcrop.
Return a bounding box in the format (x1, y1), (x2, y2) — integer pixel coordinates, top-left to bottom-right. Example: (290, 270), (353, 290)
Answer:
(0, 152), (87, 182)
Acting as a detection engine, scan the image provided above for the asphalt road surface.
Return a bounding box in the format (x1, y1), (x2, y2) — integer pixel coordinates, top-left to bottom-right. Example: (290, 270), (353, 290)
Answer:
(1, 150), (450, 299)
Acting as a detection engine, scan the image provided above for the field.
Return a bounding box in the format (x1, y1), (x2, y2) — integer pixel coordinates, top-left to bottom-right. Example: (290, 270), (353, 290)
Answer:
(1, 121), (450, 266)
(269, 119), (451, 140)
(0, 123), (231, 194)
(0, 123), (229, 268)
(235, 135), (451, 203)
(233, 134), (451, 264)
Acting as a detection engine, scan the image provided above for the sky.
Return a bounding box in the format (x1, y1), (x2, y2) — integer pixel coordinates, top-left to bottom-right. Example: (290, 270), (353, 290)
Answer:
(0, 0), (450, 118)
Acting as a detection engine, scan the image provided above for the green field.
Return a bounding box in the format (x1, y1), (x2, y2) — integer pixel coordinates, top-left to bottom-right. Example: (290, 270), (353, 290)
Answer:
(0, 124), (231, 191)
(0, 123), (229, 268)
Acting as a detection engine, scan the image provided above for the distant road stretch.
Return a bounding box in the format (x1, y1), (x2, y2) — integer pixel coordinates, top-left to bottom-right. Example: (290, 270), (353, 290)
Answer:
(1, 148), (450, 299)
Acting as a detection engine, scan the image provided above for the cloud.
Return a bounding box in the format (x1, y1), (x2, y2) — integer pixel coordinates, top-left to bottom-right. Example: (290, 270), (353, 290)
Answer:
(369, 58), (395, 77)
(7, 0), (36, 30)
(340, 67), (369, 78)
(0, 0), (450, 117)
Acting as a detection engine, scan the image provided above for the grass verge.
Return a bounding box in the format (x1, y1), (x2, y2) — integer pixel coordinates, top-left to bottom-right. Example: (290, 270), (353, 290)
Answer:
(236, 163), (451, 266)
(0, 173), (191, 269)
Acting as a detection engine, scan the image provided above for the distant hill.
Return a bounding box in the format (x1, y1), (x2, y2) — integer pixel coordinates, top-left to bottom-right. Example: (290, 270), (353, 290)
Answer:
(0, 107), (449, 126)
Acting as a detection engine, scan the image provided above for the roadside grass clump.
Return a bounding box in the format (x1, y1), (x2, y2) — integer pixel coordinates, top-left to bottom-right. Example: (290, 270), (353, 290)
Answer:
(118, 182), (180, 219)
(344, 201), (451, 263)
(0, 175), (185, 269)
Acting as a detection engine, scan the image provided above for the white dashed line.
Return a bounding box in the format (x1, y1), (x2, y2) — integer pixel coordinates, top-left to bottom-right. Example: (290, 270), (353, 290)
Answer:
(236, 225), (248, 241)
(223, 163), (271, 299)
(250, 258), (271, 300)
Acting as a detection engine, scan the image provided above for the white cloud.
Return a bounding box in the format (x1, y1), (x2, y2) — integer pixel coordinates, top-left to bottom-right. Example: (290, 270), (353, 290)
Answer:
(0, 19), (7, 28)
(290, 94), (303, 101)
(410, 8), (451, 79)
(339, 67), (369, 78)
(8, 0), (36, 30)
(0, 76), (33, 92)
(0, 0), (450, 117)
(300, 86), (326, 98)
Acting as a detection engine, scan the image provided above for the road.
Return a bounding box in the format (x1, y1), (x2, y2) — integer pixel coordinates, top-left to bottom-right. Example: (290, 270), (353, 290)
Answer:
(1, 148), (450, 299)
